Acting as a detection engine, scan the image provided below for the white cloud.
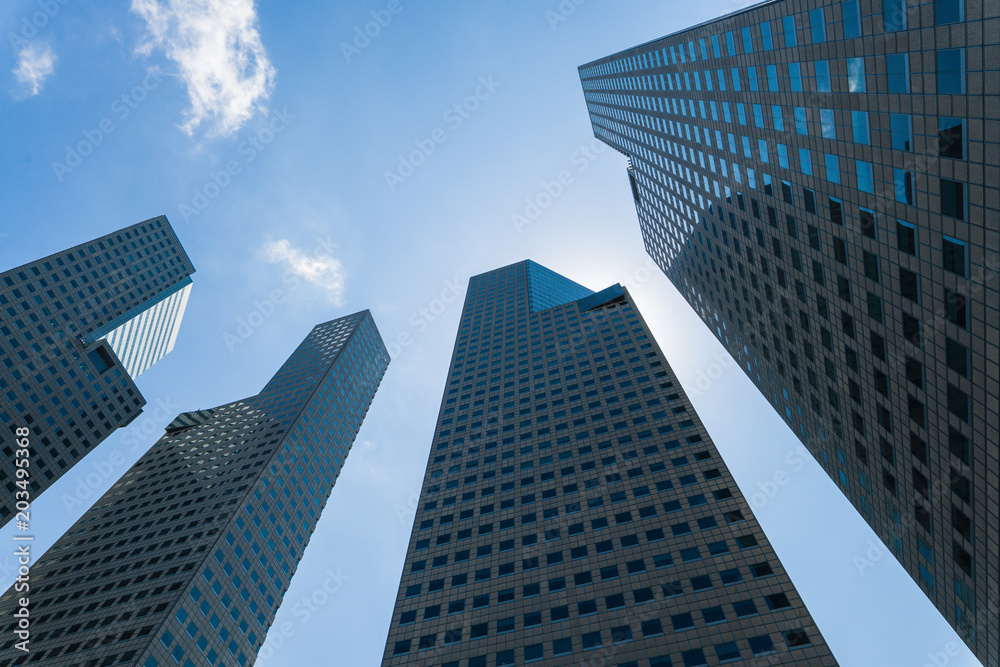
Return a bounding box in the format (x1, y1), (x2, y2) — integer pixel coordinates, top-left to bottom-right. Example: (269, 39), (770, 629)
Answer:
(131, 0), (276, 137)
(263, 239), (347, 305)
(12, 44), (56, 98)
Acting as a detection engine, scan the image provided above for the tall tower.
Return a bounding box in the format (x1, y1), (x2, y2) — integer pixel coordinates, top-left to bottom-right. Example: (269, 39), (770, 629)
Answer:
(381, 261), (838, 666)
(579, 0), (998, 661)
(0, 215), (195, 522)
(0, 311), (389, 666)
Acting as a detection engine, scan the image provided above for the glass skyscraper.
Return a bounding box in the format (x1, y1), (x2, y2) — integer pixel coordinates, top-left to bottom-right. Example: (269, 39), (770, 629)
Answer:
(381, 261), (837, 666)
(579, 0), (997, 662)
(0, 215), (195, 523)
(0, 311), (389, 666)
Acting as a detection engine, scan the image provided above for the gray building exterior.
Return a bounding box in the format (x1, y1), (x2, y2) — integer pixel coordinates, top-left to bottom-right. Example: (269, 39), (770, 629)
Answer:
(381, 261), (837, 667)
(579, 0), (998, 662)
(0, 216), (195, 524)
(0, 311), (389, 666)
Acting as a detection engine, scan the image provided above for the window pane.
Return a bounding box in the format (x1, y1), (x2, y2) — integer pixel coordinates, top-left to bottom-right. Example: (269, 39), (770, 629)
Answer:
(935, 0), (964, 24)
(895, 169), (915, 205)
(794, 107), (808, 134)
(772, 105), (783, 131)
(742, 26), (753, 53)
(799, 149), (813, 176)
(762, 21), (773, 50)
(783, 16), (797, 47)
(940, 179), (966, 220)
(897, 221), (917, 255)
(890, 114), (913, 151)
(943, 237), (967, 276)
(820, 109), (836, 139)
(766, 65), (778, 91)
(825, 154), (840, 183)
(856, 161), (874, 193)
(852, 111), (870, 144)
(884, 0), (907, 31)
(843, 0), (861, 38)
(887, 54), (910, 93)
(789, 63), (802, 91)
(847, 57), (866, 92)
(811, 8), (827, 42)
(937, 49), (965, 94)
(815, 60), (831, 91)
(939, 117), (965, 159)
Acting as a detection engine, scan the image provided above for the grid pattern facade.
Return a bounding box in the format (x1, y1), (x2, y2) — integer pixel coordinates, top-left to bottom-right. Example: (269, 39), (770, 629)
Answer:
(0, 216), (195, 524)
(579, 1), (999, 662)
(381, 261), (837, 667)
(0, 311), (390, 667)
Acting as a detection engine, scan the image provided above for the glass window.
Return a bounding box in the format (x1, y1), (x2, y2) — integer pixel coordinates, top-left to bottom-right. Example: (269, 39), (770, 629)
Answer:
(731, 68), (742, 91)
(847, 57), (866, 92)
(810, 8), (827, 42)
(758, 139), (769, 163)
(897, 221), (917, 255)
(943, 237), (967, 276)
(726, 31), (736, 56)
(778, 144), (789, 168)
(742, 26), (753, 53)
(820, 109), (836, 139)
(843, 0), (861, 38)
(856, 161), (874, 193)
(937, 50), (965, 94)
(761, 22), (773, 50)
(825, 154), (840, 184)
(783, 16), (797, 47)
(887, 54), (910, 93)
(884, 0), (907, 31)
(794, 107), (808, 134)
(815, 60), (831, 92)
(940, 179), (966, 220)
(748, 66), (759, 91)
(799, 149), (813, 176)
(890, 114), (913, 151)
(766, 65), (778, 91)
(789, 63), (802, 91)
(939, 118), (965, 159)
(753, 104), (765, 128)
(852, 111), (870, 144)
(895, 170), (915, 204)
(772, 105), (784, 131)
(935, 0), (964, 24)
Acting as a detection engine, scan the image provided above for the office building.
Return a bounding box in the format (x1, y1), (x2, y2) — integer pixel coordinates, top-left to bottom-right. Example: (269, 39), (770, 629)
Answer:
(579, 0), (998, 661)
(381, 261), (837, 666)
(0, 311), (389, 666)
(0, 215), (195, 523)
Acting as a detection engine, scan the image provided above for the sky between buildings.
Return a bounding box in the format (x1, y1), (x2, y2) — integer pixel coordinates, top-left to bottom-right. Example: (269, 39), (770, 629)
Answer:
(0, 0), (982, 665)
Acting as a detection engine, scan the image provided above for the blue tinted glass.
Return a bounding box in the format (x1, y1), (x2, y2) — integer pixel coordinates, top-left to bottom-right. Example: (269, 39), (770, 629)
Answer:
(789, 63), (802, 91)
(799, 149), (812, 176)
(856, 161), (874, 193)
(937, 49), (965, 94)
(815, 61), (831, 92)
(852, 111), (870, 144)
(884, 0), (907, 31)
(761, 22), (773, 50)
(742, 26), (753, 53)
(810, 8), (826, 42)
(891, 114), (913, 151)
(772, 106), (784, 131)
(847, 57), (866, 92)
(794, 107), (808, 134)
(825, 155), (840, 183)
(887, 54), (910, 92)
(783, 16), (797, 46)
(820, 109), (836, 139)
(935, 0), (964, 23)
(843, 0), (861, 38)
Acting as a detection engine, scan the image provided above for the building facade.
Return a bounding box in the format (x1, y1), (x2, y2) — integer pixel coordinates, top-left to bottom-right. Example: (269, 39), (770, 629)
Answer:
(0, 311), (389, 666)
(579, 0), (998, 661)
(0, 216), (195, 523)
(381, 261), (837, 667)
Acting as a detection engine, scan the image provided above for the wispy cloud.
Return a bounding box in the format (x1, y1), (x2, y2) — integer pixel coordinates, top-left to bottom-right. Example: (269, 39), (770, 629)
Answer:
(263, 239), (347, 305)
(131, 0), (276, 137)
(12, 44), (56, 98)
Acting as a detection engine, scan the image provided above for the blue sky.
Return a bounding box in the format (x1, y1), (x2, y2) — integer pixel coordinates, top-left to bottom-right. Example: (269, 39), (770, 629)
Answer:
(0, 1), (982, 665)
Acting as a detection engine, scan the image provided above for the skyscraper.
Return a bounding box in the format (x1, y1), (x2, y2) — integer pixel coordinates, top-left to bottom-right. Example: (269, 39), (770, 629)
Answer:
(579, 1), (998, 661)
(0, 311), (389, 666)
(0, 215), (195, 523)
(381, 261), (837, 666)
